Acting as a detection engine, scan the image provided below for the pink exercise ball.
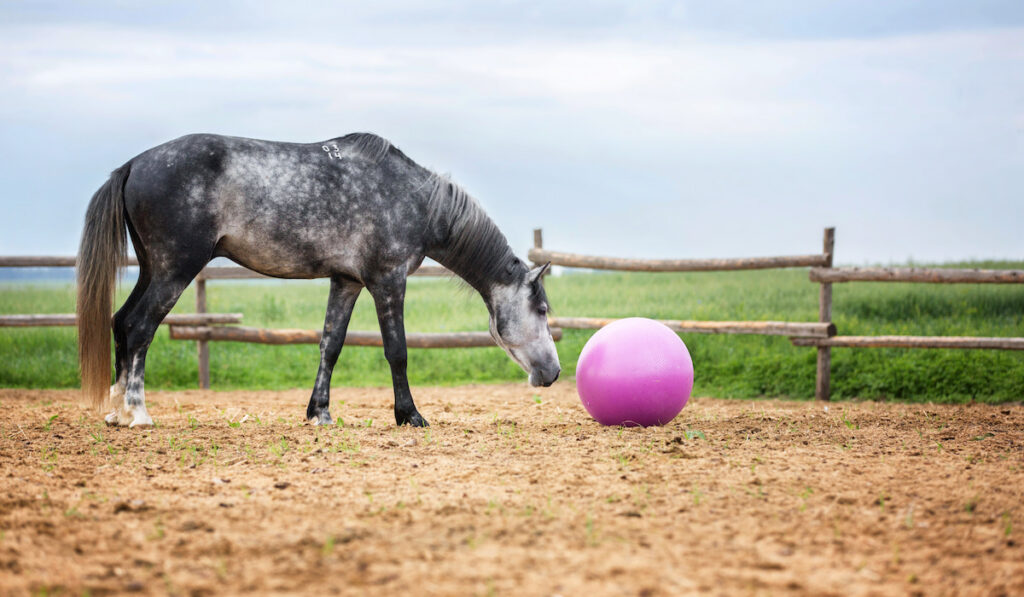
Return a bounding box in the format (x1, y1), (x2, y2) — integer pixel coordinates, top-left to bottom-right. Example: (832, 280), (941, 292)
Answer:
(576, 318), (693, 427)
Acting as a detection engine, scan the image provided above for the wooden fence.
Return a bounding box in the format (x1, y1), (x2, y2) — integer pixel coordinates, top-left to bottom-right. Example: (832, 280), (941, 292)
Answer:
(5, 231), (1023, 398)
(528, 228), (1024, 400)
(797, 264), (1024, 400)
(0, 257), (552, 389)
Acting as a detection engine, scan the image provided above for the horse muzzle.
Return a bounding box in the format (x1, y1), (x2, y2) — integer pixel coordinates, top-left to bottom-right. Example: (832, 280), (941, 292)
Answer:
(529, 365), (561, 387)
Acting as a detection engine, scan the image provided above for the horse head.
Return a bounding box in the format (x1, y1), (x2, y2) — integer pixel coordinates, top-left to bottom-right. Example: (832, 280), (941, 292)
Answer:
(487, 262), (561, 387)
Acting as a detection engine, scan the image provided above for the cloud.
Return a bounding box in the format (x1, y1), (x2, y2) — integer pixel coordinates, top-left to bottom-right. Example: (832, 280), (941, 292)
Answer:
(1, 17), (1022, 261)
(7, 23), (1019, 135)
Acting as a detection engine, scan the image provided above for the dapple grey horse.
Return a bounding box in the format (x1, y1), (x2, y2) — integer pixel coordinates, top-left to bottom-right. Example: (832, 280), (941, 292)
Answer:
(77, 133), (560, 428)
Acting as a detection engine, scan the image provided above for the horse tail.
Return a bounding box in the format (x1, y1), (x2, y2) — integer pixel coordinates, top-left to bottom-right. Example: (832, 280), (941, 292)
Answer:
(77, 163), (130, 411)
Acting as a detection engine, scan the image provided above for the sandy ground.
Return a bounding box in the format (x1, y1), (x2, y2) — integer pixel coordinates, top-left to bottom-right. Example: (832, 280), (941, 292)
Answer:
(0, 384), (1022, 596)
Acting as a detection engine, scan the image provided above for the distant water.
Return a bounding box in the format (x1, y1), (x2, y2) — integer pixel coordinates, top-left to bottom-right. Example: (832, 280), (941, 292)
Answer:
(0, 268), (335, 286)
(0, 268), (116, 282)
(1, 257), (224, 283)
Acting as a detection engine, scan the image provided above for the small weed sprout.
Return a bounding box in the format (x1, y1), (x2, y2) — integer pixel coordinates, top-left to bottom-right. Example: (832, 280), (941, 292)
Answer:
(584, 514), (599, 547)
(40, 445), (58, 472)
(632, 484), (651, 511)
(799, 487), (814, 512)
(148, 518), (166, 541)
(43, 414), (59, 431)
(269, 437), (290, 460)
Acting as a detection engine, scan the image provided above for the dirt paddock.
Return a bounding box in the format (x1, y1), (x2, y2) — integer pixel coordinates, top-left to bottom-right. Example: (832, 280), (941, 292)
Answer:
(0, 384), (1021, 596)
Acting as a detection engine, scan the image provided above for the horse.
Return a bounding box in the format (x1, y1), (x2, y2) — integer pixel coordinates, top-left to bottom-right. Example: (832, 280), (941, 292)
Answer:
(77, 132), (561, 428)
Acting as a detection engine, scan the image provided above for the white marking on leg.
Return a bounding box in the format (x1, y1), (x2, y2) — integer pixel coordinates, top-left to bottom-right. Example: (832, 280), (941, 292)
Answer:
(105, 374), (127, 426)
(128, 398), (154, 428)
(123, 356), (154, 428)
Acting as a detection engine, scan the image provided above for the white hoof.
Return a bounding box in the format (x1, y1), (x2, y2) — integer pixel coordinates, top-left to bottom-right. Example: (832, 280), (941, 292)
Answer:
(105, 410), (125, 426)
(105, 406), (153, 428)
(106, 382), (129, 426)
(129, 413), (154, 428)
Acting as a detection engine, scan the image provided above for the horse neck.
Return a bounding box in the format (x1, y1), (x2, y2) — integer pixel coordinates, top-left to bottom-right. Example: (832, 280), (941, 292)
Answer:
(428, 213), (519, 301)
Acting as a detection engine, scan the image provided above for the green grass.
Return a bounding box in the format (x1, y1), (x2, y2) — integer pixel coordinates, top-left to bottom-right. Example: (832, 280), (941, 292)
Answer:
(2, 262), (1024, 402)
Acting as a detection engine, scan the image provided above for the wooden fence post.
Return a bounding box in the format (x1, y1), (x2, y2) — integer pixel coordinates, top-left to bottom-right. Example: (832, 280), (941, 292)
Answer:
(532, 228), (550, 277)
(816, 227), (835, 400)
(195, 275), (210, 389)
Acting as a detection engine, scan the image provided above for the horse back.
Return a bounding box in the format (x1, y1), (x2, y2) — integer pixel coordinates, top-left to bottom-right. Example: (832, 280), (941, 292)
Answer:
(122, 133), (432, 281)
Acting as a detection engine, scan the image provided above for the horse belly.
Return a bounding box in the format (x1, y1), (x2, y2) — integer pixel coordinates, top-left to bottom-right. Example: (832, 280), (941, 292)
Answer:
(216, 227), (369, 280)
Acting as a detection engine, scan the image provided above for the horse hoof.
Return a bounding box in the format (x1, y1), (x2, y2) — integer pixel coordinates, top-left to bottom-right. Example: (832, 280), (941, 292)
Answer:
(129, 414), (154, 428)
(308, 412), (333, 426)
(398, 412), (429, 427)
(104, 411), (123, 426)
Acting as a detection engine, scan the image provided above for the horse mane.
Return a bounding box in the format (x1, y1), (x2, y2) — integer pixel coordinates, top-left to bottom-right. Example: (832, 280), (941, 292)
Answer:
(336, 132), (523, 291)
(338, 132), (392, 162)
(425, 172), (523, 292)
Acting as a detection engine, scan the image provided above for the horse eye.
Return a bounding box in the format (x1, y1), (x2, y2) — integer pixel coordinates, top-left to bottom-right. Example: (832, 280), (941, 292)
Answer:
(537, 304), (549, 316)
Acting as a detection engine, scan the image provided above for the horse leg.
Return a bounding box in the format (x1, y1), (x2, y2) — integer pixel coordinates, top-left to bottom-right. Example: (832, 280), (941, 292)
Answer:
(108, 268), (200, 427)
(107, 265), (151, 422)
(306, 276), (362, 425)
(367, 273), (428, 427)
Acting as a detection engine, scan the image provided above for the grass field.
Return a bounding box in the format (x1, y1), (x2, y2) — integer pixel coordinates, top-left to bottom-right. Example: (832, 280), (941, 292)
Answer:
(2, 263), (1023, 402)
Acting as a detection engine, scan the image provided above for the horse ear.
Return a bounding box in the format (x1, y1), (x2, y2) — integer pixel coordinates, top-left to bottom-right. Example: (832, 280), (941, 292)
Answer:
(528, 262), (550, 284)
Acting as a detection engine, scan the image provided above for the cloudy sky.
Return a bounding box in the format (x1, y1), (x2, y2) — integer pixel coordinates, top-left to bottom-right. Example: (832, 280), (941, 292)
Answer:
(1, 1), (1022, 264)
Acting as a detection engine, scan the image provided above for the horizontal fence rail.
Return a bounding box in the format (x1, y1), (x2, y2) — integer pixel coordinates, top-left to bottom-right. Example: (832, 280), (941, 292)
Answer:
(1, 255), (467, 388)
(7, 227), (1021, 398)
(791, 336), (1024, 350)
(810, 266), (1024, 284)
(528, 248), (830, 272)
(169, 325), (563, 348)
(528, 226), (1024, 401)
(0, 256), (452, 279)
(0, 313), (242, 327)
(530, 227), (839, 399)
(0, 256), (141, 267)
(549, 316), (835, 338)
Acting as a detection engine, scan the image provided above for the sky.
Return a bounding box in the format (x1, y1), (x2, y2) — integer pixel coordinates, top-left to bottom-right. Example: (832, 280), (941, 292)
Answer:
(1, 1), (1022, 265)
